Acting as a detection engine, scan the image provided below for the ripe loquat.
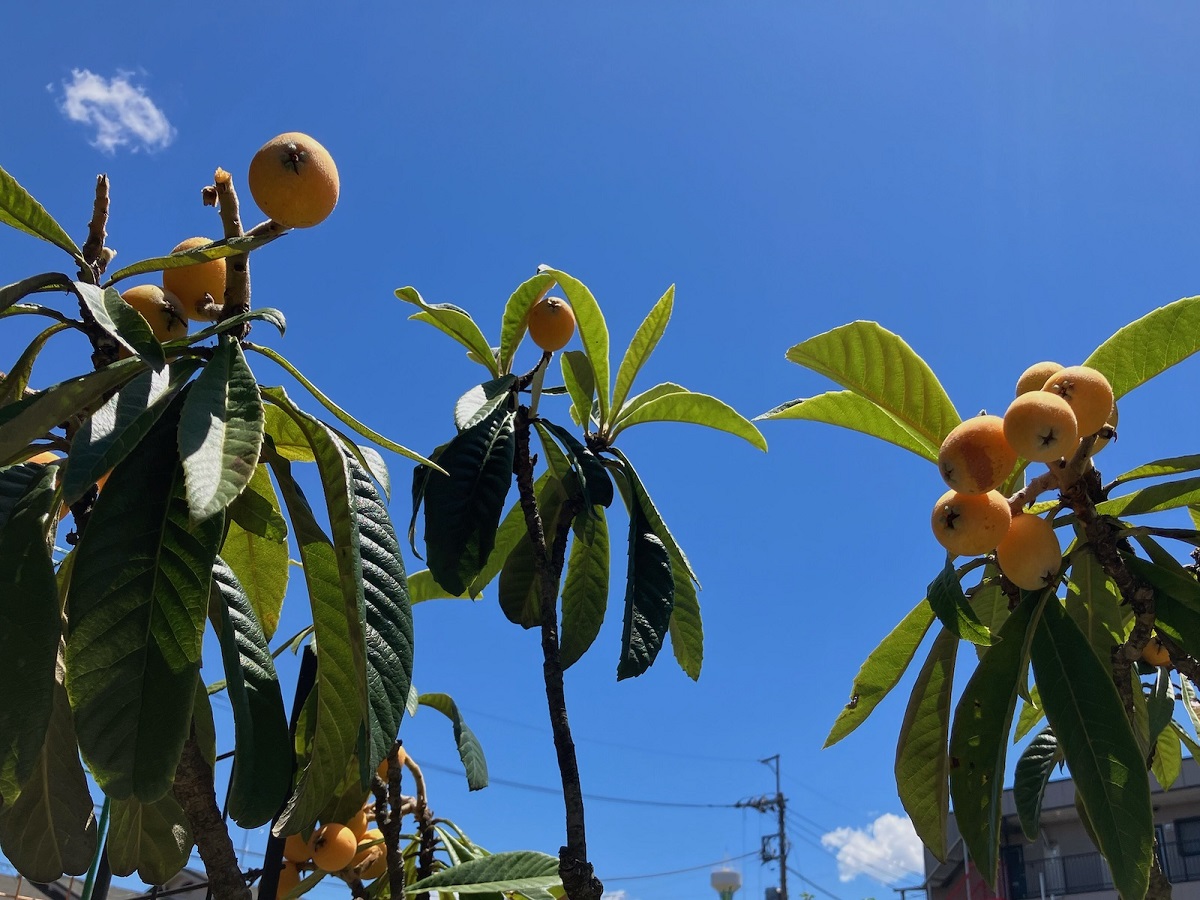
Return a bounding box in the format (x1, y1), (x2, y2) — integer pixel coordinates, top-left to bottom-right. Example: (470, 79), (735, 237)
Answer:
(346, 808), (370, 841)
(995, 513), (1061, 591)
(282, 831), (312, 864)
(376, 745), (407, 781)
(310, 822), (357, 872)
(353, 828), (386, 880)
(1002, 392), (1078, 463)
(931, 489), (1012, 557)
(527, 296), (576, 352)
(1015, 361), (1063, 397)
(276, 861), (301, 900)
(1042, 366), (1114, 437)
(248, 132), (339, 229)
(163, 237), (227, 321)
(937, 415), (1017, 494)
(121, 285), (188, 343)
(1143, 636), (1171, 668)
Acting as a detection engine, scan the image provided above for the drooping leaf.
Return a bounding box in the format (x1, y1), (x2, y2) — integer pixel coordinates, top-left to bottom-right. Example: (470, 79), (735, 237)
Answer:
(179, 337), (264, 522)
(617, 502), (675, 680)
(0, 164), (82, 257)
(612, 285), (674, 416)
(667, 551), (703, 681)
(104, 233), (283, 286)
(785, 321), (960, 452)
(1083, 296), (1200, 399)
(926, 559), (994, 647)
(265, 404), (316, 462)
(1148, 665), (1175, 744)
(1013, 726), (1061, 841)
(192, 680), (216, 768)
(417, 693), (488, 791)
(1030, 597), (1152, 900)
(107, 793), (193, 884)
(0, 273), (72, 314)
(423, 407), (516, 596)
(66, 396), (223, 802)
(1126, 555), (1200, 649)
(209, 558), (292, 828)
(560, 507), (610, 670)
(0, 461), (63, 803)
(220, 461), (289, 640)
(535, 421), (613, 511)
(466, 489), (541, 599)
(72, 282), (165, 370)
(607, 448), (699, 587)
(397, 286), (499, 377)
(406, 850), (561, 895)
(455, 376), (517, 431)
(498, 475), (569, 629)
(496, 272), (557, 376)
(609, 389), (767, 451)
(539, 269), (611, 426)
(1065, 548), (1127, 663)
(1153, 715), (1183, 790)
(560, 350), (596, 430)
(896, 628), (957, 861)
(757, 391), (938, 463)
(0, 323), (72, 408)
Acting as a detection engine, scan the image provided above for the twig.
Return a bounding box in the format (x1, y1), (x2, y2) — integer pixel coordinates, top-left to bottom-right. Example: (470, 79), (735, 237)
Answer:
(80, 175), (112, 279)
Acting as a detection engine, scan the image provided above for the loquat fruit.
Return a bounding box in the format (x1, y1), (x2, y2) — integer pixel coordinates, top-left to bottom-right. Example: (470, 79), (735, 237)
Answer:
(1042, 366), (1114, 437)
(995, 513), (1061, 591)
(360, 851), (387, 882)
(937, 415), (1017, 494)
(282, 831), (312, 864)
(276, 860), (301, 900)
(121, 285), (188, 344)
(1015, 361), (1064, 397)
(1083, 403), (1118, 457)
(1143, 636), (1171, 668)
(310, 822), (357, 872)
(1003, 392), (1078, 463)
(931, 489), (1012, 557)
(353, 828), (386, 879)
(248, 132), (339, 229)
(346, 807), (370, 841)
(376, 745), (407, 781)
(527, 296), (576, 352)
(163, 237), (227, 321)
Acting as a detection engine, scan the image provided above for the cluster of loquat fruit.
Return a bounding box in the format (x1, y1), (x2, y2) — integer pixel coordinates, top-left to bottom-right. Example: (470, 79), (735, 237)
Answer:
(930, 362), (1117, 593)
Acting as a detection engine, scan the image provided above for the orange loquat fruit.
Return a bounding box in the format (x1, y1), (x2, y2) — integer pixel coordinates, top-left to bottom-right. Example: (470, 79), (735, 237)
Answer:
(931, 489), (1011, 557)
(248, 132), (339, 229)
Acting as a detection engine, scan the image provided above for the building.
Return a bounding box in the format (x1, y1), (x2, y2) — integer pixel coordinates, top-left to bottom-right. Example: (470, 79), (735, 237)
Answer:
(923, 757), (1200, 900)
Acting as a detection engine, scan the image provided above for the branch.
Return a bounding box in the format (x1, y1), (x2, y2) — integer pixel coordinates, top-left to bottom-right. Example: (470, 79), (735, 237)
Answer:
(370, 741), (407, 900)
(80, 175), (114, 279)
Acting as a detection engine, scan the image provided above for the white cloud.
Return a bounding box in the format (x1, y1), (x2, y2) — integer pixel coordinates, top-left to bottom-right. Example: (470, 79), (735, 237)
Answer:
(55, 69), (174, 153)
(601, 891), (629, 900)
(821, 813), (925, 885)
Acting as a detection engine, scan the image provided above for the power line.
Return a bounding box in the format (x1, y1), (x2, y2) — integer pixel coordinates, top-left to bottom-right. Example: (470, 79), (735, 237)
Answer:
(605, 850), (759, 882)
(787, 865), (846, 900)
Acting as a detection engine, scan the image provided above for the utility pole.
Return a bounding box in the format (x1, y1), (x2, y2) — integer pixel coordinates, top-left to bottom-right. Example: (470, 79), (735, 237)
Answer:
(736, 755), (789, 900)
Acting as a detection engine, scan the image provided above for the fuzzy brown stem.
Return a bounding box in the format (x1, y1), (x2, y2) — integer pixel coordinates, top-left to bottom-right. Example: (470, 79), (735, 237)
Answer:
(172, 729), (250, 900)
(81, 175), (111, 277)
(209, 169), (252, 339)
(370, 741), (407, 900)
(513, 408), (603, 900)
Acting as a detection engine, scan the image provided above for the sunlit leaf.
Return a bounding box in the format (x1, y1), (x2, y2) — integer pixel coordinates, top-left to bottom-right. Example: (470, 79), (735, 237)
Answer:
(406, 850), (561, 895)
(220, 462), (289, 640)
(1083, 296), (1200, 399)
(496, 273), (557, 375)
(757, 391), (938, 462)
(560, 351), (596, 430)
(612, 285), (674, 416)
(539, 268), (610, 426)
(609, 389), (767, 451)
(926, 559), (994, 646)
(104, 232), (283, 286)
(73, 282), (165, 370)
(398, 286), (499, 377)
(0, 273), (72, 315)
(455, 376), (517, 431)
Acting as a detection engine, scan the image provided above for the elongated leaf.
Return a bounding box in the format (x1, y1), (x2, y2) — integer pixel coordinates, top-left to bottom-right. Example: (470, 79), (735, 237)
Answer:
(786, 321), (960, 450)
(455, 376), (517, 431)
(0, 322), (72, 408)
(1173, 720), (1200, 764)
(107, 793), (193, 884)
(1149, 666), (1175, 743)
(1013, 726), (1061, 840)
(926, 559), (994, 646)
(1126, 555), (1200, 648)
(417, 693), (488, 791)
(949, 590), (1045, 889)
(0, 462), (44, 531)
(397, 286), (499, 377)
(667, 551), (703, 680)
(0, 671), (96, 881)
(613, 382), (687, 430)
(498, 475), (568, 628)
(896, 628), (957, 861)
(465, 488), (541, 599)
(826, 599), (936, 747)
(220, 461), (289, 640)
(1014, 686), (1045, 743)
(172, 307), (286, 347)
(1110, 455), (1200, 489)
(560, 508), (610, 669)
(179, 338), (264, 522)
(496, 273), (556, 376)
(1030, 597), (1152, 900)
(209, 558), (292, 827)
(617, 502), (674, 680)
(535, 421), (614, 510)
(560, 350), (596, 430)
(757, 391), (938, 463)
(1182, 677), (1200, 741)
(1095, 476), (1200, 518)
(610, 389), (767, 451)
(0, 461), (62, 803)
(424, 408), (515, 596)
(265, 403), (315, 462)
(0, 164), (82, 257)
(0, 358), (144, 465)
(104, 233), (283, 286)
(1083, 296), (1200, 399)
(540, 269), (611, 426)
(1153, 713), (1183, 790)
(612, 285), (674, 415)
(0, 272), (72, 314)
(608, 448), (699, 587)
(66, 396), (223, 802)
(248, 347), (437, 468)
(1065, 548), (1126, 662)
(406, 851), (560, 895)
(73, 282), (165, 370)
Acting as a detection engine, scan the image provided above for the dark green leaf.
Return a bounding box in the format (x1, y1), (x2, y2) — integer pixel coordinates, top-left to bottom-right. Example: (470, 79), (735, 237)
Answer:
(0, 323), (72, 408)
(73, 282), (165, 370)
(1153, 716), (1183, 790)
(417, 693), (488, 791)
(617, 501), (674, 680)
(192, 679), (216, 768)
(927, 558), (994, 646)
(455, 376), (517, 431)
(1013, 727), (1060, 841)
(406, 850), (560, 895)
(0, 273), (72, 314)
(104, 233), (283, 286)
(220, 461), (289, 640)
(1126, 555), (1200, 648)
(397, 286), (499, 377)
(609, 389), (767, 451)
(0, 462), (45, 531)
(465, 488), (538, 599)
(896, 628), (957, 861)
(496, 273), (557, 376)
(536, 421), (613, 510)
(209, 558), (292, 828)
(107, 793), (193, 884)
(756, 391), (938, 463)
(607, 448), (699, 587)
(1030, 597), (1152, 900)
(1083, 295), (1200, 399)
(1065, 548), (1126, 664)
(0, 164), (82, 257)
(560, 350), (596, 430)
(612, 285), (674, 415)
(560, 507), (610, 670)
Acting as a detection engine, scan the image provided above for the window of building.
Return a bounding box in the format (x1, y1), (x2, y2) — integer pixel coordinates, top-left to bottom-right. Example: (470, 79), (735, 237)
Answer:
(1176, 817), (1200, 856)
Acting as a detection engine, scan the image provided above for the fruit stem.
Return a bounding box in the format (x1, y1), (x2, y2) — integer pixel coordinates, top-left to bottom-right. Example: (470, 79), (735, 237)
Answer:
(528, 352), (551, 418)
(80, 174), (112, 280)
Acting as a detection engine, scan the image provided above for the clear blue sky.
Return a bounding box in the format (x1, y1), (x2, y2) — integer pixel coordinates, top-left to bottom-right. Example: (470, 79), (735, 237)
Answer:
(4, 4), (1200, 900)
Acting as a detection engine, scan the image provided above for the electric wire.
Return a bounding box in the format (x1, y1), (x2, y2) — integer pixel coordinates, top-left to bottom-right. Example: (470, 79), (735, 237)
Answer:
(604, 850), (759, 882)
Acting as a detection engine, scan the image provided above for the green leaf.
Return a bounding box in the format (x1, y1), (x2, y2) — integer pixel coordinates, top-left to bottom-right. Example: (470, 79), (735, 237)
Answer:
(63, 362), (199, 506)
(609, 389), (767, 451)
(73, 282), (165, 371)
(560, 507), (610, 670)
(612, 285), (674, 416)
(0, 323), (72, 408)
(220, 461), (289, 640)
(209, 558), (292, 828)
(560, 351), (596, 430)
(1182, 677), (1200, 741)
(1094, 476), (1200, 518)
(1149, 665), (1175, 744)
(192, 679), (217, 768)
(1065, 548), (1127, 662)
(179, 338), (264, 522)
(248, 347), (437, 469)
(1014, 687), (1045, 743)
(465, 491), (538, 599)
(406, 568), (469, 602)
(826, 599), (937, 747)
(0, 671), (96, 881)
(535, 421), (614, 510)
(607, 448), (699, 587)
(104, 233), (283, 287)
(926, 558), (994, 646)
(496, 273), (556, 376)
(172, 307), (286, 347)
(1173, 720), (1200, 766)
(66, 396), (223, 802)
(667, 552), (703, 681)
(539, 269), (611, 426)
(406, 851), (560, 895)
(417, 693), (488, 791)
(1013, 726), (1061, 840)
(397, 286), (499, 377)
(612, 382), (687, 430)
(0, 273), (72, 315)
(757, 391), (938, 463)
(1083, 295), (1200, 399)
(785, 321), (960, 451)
(265, 404), (315, 462)
(949, 590), (1046, 888)
(617, 501), (675, 680)
(455, 376), (517, 431)
(1109, 454), (1200, 490)
(498, 475), (568, 629)
(0, 164), (82, 258)
(1030, 597), (1152, 900)
(896, 628), (956, 861)
(0, 358), (144, 466)
(0, 462), (46, 531)
(0, 461), (63, 803)
(424, 408), (516, 596)
(1126, 555), (1200, 648)
(1153, 715), (1183, 790)
(107, 793), (193, 884)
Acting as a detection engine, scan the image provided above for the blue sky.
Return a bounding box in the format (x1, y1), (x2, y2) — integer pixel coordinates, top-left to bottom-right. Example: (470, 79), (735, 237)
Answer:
(4, 4), (1200, 900)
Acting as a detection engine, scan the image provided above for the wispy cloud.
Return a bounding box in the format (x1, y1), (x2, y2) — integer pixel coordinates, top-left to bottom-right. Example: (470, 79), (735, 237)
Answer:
(602, 891), (630, 900)
(55, 69), (175, 154)
(821, 813), (924, 885)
